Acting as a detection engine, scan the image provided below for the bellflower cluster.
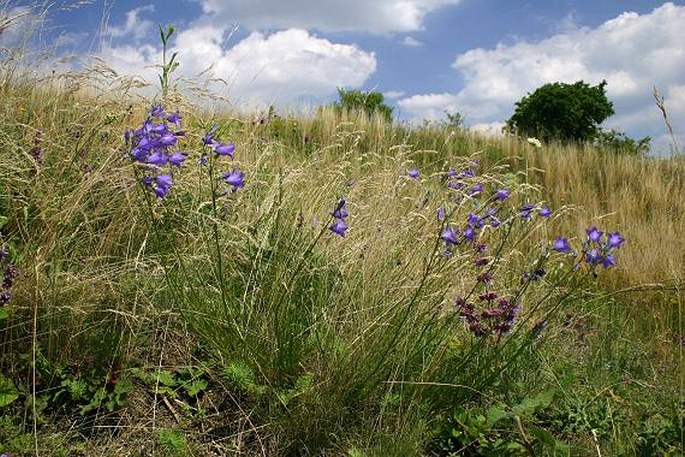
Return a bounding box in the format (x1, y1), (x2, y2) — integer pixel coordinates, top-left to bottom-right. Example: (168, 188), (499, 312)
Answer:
(126, 105), (186, 198)
(582, 226), (624, 269)
(453, 293), (520, 338)
(552, 226), (625, 270)
(330, 198), (349, 237)
(0, 244), (19, 307)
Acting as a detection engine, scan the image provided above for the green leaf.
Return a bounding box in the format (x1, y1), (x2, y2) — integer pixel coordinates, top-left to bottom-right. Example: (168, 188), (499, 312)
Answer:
(531, 427), (557, 447)
(0, 373), (20, 407)
(183, 378), (208, 398)
(512, 389), (556, 416)
(486, 405), (509, 426)
(156, 370), (176, 387)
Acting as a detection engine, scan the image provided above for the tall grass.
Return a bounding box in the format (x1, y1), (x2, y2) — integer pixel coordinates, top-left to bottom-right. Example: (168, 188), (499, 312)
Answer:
(0, 55), (682, 456)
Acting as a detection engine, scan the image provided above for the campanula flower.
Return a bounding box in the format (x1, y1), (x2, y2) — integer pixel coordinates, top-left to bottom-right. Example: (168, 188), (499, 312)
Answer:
(408, 168), (420, 179)
(223, 168), (245, 191)
(441, 225), (459, 246)
(607, 232), (625, 249)
(553, 237), (572, 253)
(586, 226), (603, 243)
(495, 189), (510, 201)
(330, 219), (348, 237)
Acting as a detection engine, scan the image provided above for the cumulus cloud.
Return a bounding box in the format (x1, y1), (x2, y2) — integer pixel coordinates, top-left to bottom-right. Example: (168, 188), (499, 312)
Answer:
(398, 2), (685, 155)
(402, 36), (423, 47)
(98, 26), (376, 106)
(106, 5), (155, 41)
(198, 0), (461, 34)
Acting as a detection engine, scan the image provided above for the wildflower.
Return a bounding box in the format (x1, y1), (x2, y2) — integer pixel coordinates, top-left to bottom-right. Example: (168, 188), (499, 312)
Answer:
(585, 248), (602, 265)
(495, 188), (510, 201)
(223, 168), (245, 191)
(479, 291), (498, 301)
(553, 237), (572, 253)
(436, 207), (445, 221)
(330, 219), (348, 237)
(467, 213), (485, 229)
(601, 254), (615, 269)
(441, 224), (460, 246)
(468, 183), (484, 197)
(408, 168), (420, 179)
(330, 198), (349, 237)
(463, 225), (476, 242)
(448, 181), (465, 191)
(478, 271), (493, 283)
(332, 199), (349, 219)
(527, 137), (542, 148)
(586, 226), (603, 243)
(128, 104), (186, 199)
(446, 167), (458, 178)
(607, 232), (625, 249)
(214, 142), (235, 158)
(474, 258), (489, 267)
(169, 151), (187, 167)
(154, 173), (173, 198)
(520, 204), (536, 220)
(166, 112), (183, 126)
(539, 206), (552, 218)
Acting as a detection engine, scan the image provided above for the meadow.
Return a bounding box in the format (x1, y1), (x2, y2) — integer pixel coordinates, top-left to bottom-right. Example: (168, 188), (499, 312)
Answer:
(0, 57), (683, 456)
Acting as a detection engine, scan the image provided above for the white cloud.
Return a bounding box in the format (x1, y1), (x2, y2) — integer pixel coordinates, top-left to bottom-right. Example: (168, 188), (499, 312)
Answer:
(106, 5), (155, 41)
(402, 36), (423, 47)
(384, 90), (406, 99)
(397, 93), (459, 120)
(398, 2), (685, 155)
(97, 26), (376, 106)
(198, 0), (461, 34)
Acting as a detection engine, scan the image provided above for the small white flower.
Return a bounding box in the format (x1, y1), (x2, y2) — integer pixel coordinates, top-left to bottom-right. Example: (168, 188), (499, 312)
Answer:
(527, 137), (542, 148)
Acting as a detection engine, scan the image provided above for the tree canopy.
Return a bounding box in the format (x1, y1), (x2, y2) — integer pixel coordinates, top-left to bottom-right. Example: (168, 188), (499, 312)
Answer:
(505, 80), (614, 143)
(333, 88), (394, 123)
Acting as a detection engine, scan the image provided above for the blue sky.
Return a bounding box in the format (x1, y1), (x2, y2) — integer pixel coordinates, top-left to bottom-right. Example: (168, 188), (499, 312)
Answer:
(3, 0), (684, 154)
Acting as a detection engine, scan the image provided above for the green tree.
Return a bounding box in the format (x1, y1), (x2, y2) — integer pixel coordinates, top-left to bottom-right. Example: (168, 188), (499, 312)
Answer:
(333, 88), (394, 123)
(506, 80), (614, 143)
(594, 129), (651, 155)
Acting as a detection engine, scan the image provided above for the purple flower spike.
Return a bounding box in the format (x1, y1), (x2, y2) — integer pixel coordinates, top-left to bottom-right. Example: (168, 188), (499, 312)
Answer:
(607, 232), (625, 249)
(408, 168), (420, 179)
(553, 237), (572, 253)
(330, 219), (348, 237)
(223, 168), (245, 191)
(586, 226), (603, 243)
